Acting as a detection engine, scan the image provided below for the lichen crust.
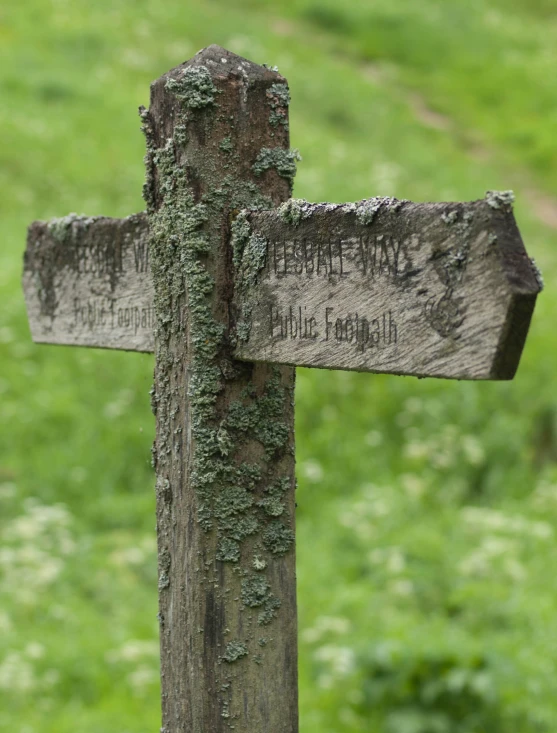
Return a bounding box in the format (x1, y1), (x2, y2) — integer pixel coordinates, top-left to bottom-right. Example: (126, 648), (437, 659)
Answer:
(141, 54), (296, 715)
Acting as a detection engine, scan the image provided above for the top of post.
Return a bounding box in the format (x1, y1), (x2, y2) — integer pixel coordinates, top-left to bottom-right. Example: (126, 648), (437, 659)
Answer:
(152, 44), (285, 94)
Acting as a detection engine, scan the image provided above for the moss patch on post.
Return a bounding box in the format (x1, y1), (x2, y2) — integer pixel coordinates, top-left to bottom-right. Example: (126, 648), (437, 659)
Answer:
(277, 198), (310, 226)
(141, 69), (296, 651)
(355, 197), (407, 225)
(266, 82), (290, 130)
(486, 190), (515, 210)
(165, 65), (218, 109)
(252, 147), (301, 188)
(222, 641), (249, 663)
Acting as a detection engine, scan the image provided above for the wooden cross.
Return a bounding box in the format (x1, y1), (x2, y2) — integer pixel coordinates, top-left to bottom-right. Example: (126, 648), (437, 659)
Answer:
(22, 45), (542, 732)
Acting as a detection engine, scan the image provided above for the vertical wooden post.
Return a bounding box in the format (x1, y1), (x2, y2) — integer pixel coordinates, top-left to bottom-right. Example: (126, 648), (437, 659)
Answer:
(141, 46), (298, 732)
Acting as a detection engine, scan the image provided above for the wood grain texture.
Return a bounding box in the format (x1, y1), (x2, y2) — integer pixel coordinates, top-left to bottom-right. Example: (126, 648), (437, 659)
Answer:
(23, 213), (152, 351)
(234, 198), (542, 380)
(144, 46), (297, 732)
(23, 196), (541, 382)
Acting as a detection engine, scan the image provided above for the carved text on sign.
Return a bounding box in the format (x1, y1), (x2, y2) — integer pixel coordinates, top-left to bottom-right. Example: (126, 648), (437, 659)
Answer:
(269, 304), (398, 352)
(265, 234), (415, 279)
(23, 197), (542, 379)
(233, 198), (541, 380)
(23, 213), (154, 352)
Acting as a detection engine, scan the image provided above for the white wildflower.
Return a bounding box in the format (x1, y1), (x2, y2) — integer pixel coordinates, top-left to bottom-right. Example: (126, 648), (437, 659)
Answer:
(301, 460), (324, 483)
(391, 579), (414, 597)
(314, 645), (355, 678)
(302, 616), (351, 644)
(128, 665), (158, 692)
(461, 435), (485, 466)
(106, 639), (159, 664)
(364, 430), (383, 447)
(401, 473), (426, 499)
(0, 652), (35, 693)
(24, 643), (45, 660)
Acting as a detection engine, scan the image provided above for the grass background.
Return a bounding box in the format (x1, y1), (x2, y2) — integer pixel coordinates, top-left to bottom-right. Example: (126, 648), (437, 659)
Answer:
(2, 1), (557, 731)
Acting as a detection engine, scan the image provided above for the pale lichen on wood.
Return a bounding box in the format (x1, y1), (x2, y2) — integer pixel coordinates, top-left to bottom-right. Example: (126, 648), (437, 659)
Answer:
(20, 42), (544, 733)
(234, 195), (542, 380)
(143, 45), (297, 733)
(23, 213), (152, 351)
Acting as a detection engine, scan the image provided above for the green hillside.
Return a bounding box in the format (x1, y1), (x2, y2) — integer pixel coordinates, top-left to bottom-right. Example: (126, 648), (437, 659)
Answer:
(2, 1), (557, 731)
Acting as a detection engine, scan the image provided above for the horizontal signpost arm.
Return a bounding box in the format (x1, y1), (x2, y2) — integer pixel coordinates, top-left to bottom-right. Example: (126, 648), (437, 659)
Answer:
(232, 195), (542, 380)
(23, 194), (542, 381)
(23, 213), (153, 352)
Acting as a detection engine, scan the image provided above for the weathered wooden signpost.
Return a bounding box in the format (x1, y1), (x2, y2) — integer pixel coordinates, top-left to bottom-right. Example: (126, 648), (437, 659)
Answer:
(23, 46), (542, 732)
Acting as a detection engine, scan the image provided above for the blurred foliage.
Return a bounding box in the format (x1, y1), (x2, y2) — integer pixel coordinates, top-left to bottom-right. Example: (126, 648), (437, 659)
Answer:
(1, 0), (557, 731)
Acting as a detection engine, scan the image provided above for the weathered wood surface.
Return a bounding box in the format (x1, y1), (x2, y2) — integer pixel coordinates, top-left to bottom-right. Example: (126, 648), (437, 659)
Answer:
(20, 40), (544, 733)
(234, 196), (542, 380)
(23, 213), (153, 351)
(24, 194), (541, 381)
(143, 47), (297, 732)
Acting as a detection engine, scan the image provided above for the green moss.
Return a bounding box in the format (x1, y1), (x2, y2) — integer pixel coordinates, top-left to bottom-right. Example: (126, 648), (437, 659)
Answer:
(231, 211), (271, 345)
(258, 596), (281, 626)
(252, 147), (301, 187)
(224, 370), (290, 456)
(230, 211), (252, 271)
(175, 123), (188, 146)
(158, 548), (171, 590)
(236, 463), (262, 488)
(165, 65), (218, 109)
(46, 213), (85, 243)
(441, 209), (459, 225)
(355, 197), (406, 225)
(241, 234), (268, 288)
(222, 641), (249, 663)
(222, 515), (259, 541)
(216, 425), (233, 457)
(213, 486), (254, 519)
(262, 520), (295, 555)
(253, 555), (267, 571)
(142, 71), (296, 659)
(219, 136), (233, 153)
(216, 537), (241, 563)
(207, 176), (274, 214)
(267, 82), (290, 129)
(278, 198), (309, 226)
(241, 575), (271, 607)
(267, 477), (291, 496)
(258, 496), (284, 517)
(236, 318), (252, 343)
(239, 577), (282, 625)
(485, 190), (515, 209)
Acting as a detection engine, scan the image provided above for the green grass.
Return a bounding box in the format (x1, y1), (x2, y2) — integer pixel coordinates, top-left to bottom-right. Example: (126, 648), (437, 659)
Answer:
(2, 0), (557, 730)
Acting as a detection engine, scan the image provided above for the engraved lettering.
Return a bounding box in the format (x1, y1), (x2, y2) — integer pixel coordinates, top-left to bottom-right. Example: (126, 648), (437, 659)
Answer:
(293, 240), (304, 275)
(325, 307), (334, 341)
(303, 239), (314, 275)
(322, 307), (397, 351)
(317, 241), (327, 275)
(339, 240), (351, 276)
(75, 242), (123, 276)
(133, 239), (150, 273)
(328, 241), (336, 275)
(269, 304), (320, 340)
(72, 297), (154, 335)
(358, 235), (371, 276)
